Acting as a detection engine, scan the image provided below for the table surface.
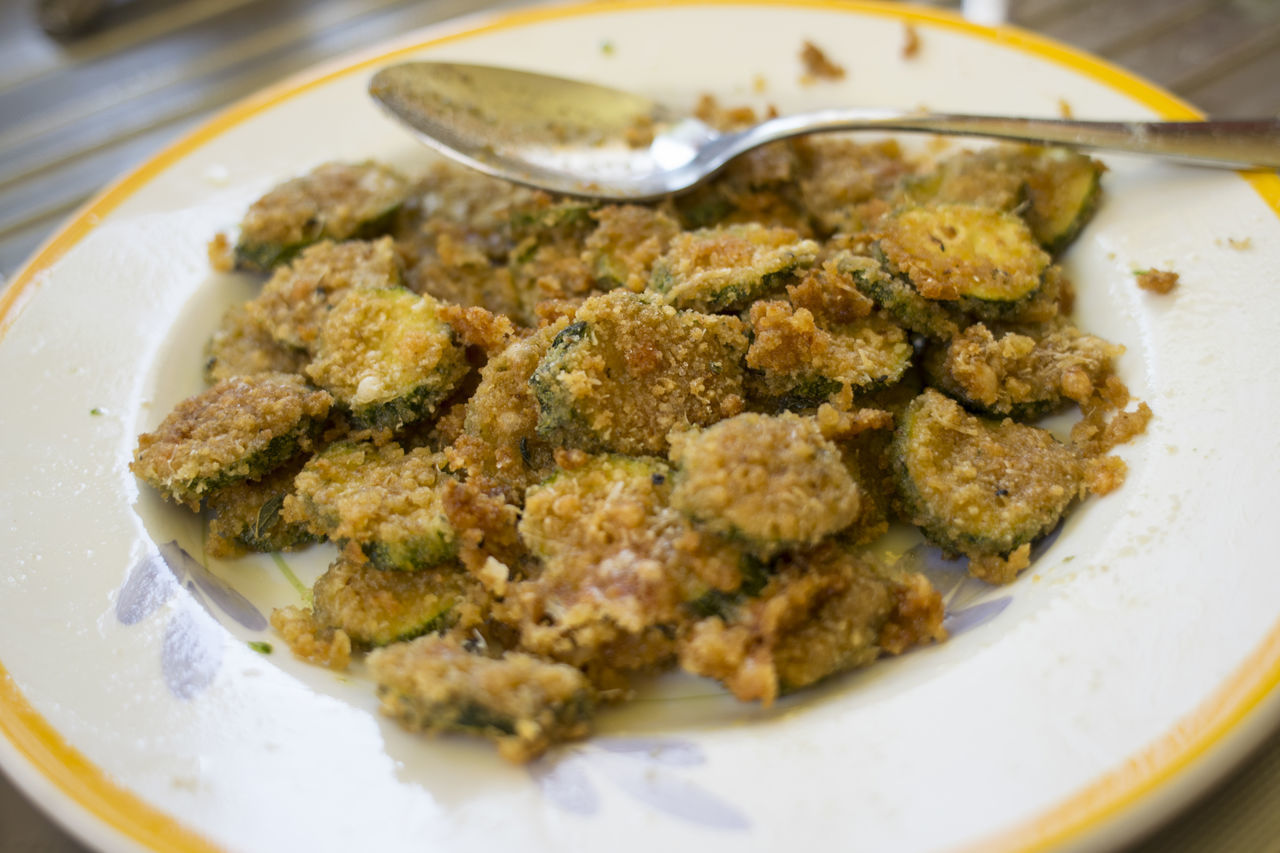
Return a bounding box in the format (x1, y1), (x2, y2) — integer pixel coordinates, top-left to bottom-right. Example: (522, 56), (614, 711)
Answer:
(3, 0), (1280, 850)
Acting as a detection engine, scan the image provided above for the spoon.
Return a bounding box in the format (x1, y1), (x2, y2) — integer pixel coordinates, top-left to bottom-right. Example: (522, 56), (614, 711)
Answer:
(369, 61), (1280, 201)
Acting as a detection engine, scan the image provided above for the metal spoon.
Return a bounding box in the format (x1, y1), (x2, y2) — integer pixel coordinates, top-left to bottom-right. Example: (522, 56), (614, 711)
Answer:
(369, 61), (1280, 201)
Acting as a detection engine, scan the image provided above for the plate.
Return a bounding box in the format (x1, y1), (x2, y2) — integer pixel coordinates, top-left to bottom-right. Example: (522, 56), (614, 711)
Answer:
(3, 2), (1280, 851)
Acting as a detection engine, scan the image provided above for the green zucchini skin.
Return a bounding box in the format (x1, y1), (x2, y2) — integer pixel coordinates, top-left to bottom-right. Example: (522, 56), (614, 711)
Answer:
(368, 635), (595, 761)
(902, 145), (1105, 255)
(286, 441), (458, 572)
(648, 223), (819, 312)
(311, 553), (470, 648)
(891, 389), (1082, 559)
(305, 287), (469, 433)
(234, 161), (409, 273)
(848, 204), (1054, 338)
(131, 372), (332, 509)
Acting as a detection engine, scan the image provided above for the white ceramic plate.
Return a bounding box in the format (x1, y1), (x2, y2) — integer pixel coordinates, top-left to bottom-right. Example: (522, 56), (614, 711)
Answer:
(4, 2), (1280, 851)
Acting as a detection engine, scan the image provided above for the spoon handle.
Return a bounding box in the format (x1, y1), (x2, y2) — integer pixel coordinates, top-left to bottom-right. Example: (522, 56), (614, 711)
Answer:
(743, 111), (1280, 170)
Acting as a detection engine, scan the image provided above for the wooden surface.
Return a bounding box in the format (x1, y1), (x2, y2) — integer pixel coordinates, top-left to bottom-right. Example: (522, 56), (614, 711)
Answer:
(2, 0), (1280, 850)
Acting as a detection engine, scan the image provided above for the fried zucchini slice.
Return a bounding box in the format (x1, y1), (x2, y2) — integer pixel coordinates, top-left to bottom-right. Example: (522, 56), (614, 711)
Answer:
(203, 302), (307, 384)
(746, 300), (913, 409)
(450, 322), (562, 498)
(668, 412), (861, 557)
(305, 287), (468, 431)
(235, 161), (409, 272)
(923, 321), (1123, 419)
(312, 551), (478, 647)
(649, 223), (819, 312)
(205, 456), (320, 556)
(904, 146), (1104, 254)
(878, 204), (1050, 310)
(794, 136), (911, 236)
(285, 441), (456, 571)
(132, 373), (332, 509)
(842, 253), (964, 340)
(892, 389), (1083, 582)
(678, 543), (944, 705)
(530, 291), (749, 455)
(582, 204), (681, 290)
(517, 453), (749, 639)
(900, 147), (1027, 213)
(1021, 147), (1106, 254)
(246, 237), (402, 353)
(368, 634), (594, 762)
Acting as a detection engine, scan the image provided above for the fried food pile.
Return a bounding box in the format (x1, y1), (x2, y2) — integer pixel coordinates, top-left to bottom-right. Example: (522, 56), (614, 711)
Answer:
(133, 118), (1148, 760)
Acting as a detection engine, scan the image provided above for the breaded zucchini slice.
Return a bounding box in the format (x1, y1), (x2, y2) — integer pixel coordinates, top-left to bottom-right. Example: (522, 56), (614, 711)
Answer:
(668, 412), (861, 557)
(892, 389), (1083, 581)
(203, 302), (307, 384)
(132, 373), (332, 509)
(794, 136), (911, 236)
(841, 253), (964, 340)
(873, 204), (1051, 319)
(205, 456), (320, 557)
(1021, 147), (1106, 254)
(246, 237), (402, 353)
(518, 453), (750, 637)
(234, 161), (409, 271)
(305, 287), (468, 431)
(746, 300), (913, 409)
(520, 453), (673, 562)
(509, 196), (598, 242)
(311, 551), (478, 647)
(582, 204), (681, 290)
(451, 322), (562, 497)
(904, 146), (1104, 254)
(530, 291), (749, 456)
(922, 321), (1123, 419)
(368, 634), (594, 762)
(285, 441), (456, 571)
(649, 223), (819, 312)
(678, 543), (944, 705)
(505, 195), (599, 323)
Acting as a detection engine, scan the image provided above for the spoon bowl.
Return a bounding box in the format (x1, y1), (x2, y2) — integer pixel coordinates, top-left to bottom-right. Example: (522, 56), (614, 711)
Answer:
(370, 61), (1280, 201)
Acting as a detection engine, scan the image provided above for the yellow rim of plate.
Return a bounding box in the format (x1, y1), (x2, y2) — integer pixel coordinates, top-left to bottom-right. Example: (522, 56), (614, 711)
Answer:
(1, 1), (1278, 851)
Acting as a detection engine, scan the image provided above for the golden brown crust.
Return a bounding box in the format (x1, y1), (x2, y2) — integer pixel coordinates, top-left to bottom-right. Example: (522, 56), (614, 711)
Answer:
(247, 238), (402, 353)
(270, 605), (352, 670)
(237, 161), (407, 257)
(1136, 268), (1179, 294)
(532, 291), (749, 456)
(668, 413), (862, 555)
(678, 544), (943, 705)
(132, 373), (331, 509)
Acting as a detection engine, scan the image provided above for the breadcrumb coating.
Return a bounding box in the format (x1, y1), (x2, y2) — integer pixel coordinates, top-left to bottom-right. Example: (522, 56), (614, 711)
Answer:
(531, 290), (749, 455)
(136, 131), (1150, 761)
(305, 287), (467, 429)
(247, 237), (402, 353)
(678, 543), (943, 705)
(312, 547), (485, 647)
(669, 413), (862, 556)
(270, 605), (352, 670)
(132, 372), (331, 509)
(236, 161), (407, 269)
(203, 302), (307, 384)
(285, 442), (456, 570)
(893, 389), (1084, 583)
(650, 222), (819, 311)
(929, 321), (1123, 416)
(368, 634), (593, 762)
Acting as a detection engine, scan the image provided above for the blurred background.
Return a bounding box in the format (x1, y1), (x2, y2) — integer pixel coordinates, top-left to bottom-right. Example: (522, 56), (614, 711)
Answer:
(2, 0), (1280, 849)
